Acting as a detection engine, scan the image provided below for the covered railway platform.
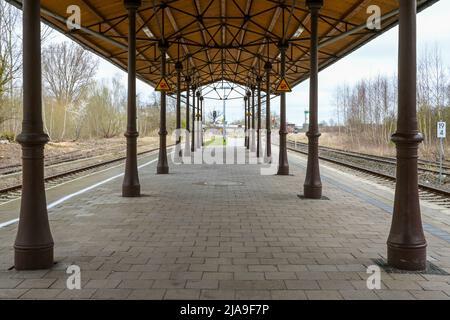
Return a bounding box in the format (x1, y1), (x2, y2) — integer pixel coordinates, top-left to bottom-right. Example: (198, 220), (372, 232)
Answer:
(1, 0), (450, 300)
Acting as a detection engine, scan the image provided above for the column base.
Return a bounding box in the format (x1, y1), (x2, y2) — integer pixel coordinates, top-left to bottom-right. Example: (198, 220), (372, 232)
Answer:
(122, 185), (141, 197)
(303, 184), (322, 199)
(14, 245), (53, 271)
(387, 242), (427, 271)
(157, 166), (169, 175)
(277, 165), (289, 176)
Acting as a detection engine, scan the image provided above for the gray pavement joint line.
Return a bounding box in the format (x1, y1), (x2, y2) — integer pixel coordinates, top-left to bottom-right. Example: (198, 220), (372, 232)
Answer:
(288, 153), (450, 244)
(0, 152), (172, 229)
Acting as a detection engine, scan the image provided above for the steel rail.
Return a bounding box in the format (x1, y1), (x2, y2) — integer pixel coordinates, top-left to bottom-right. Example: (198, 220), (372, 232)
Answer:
(0, 145), (173, 195)
(288, 140), (450, 174)
(286, 142), (450, 198)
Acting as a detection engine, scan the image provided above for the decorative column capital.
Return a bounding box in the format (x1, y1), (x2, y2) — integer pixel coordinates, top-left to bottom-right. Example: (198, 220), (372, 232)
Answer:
(277, 41), (289, 51)
(306, 0), (323, 10)
(158, 39), (169, 51)
(175, 61), (183, 71)
(124, 0), (142, 10)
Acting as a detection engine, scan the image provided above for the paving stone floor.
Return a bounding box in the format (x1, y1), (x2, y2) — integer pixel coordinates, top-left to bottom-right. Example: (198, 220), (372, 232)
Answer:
(1, 146), (450, 300)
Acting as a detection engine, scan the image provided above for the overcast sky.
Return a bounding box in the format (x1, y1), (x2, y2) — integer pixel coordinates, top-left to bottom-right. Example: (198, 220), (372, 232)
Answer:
(52, 0), (450, 126)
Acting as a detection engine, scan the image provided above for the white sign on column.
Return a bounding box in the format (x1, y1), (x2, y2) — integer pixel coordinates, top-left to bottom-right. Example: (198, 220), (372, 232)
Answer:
(437, 121), (446, 184)
(437, 122), (446, 139)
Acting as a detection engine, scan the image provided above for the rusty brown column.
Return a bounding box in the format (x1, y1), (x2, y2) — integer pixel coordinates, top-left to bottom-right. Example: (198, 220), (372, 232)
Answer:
(250, 86), (256, 152)
(184, 76), (191, 157)
(303, 0), (322, 197)
(277, 42), (289, 175)
(387, 0), (427, 271)
(191, 85), (196, 153)
(256, 77), (262, 158)
(122, 0), (141, 197)
(157, 40), (169, 174)
(175, 61), (183, 159)
(14, 0), (54, 270)
(200, 96), (204, 146)
(196, 90), (201, 149)
(265, 62), (272, 163)
(246, 90), (251, 150)
(244, 96), (248, 148)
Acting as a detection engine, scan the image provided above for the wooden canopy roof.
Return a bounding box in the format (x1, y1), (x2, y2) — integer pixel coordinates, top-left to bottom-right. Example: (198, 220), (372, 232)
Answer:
(8, 0), (439, 92)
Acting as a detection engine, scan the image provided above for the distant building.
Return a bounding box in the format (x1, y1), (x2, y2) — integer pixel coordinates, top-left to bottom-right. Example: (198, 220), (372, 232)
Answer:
(287, 123), (296, 133)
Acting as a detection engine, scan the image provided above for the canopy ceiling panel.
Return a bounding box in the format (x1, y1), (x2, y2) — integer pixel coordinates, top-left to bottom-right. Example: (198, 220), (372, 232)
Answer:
(7, 0), (439, 92)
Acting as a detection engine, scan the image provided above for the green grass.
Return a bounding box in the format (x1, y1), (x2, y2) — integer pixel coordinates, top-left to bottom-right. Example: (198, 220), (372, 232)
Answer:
(205, 136), (227, 146)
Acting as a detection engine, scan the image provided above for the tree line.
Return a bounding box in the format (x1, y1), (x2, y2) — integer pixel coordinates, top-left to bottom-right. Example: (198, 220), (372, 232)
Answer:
(0, 3), (179, 143)
(333, 45), (450, 158)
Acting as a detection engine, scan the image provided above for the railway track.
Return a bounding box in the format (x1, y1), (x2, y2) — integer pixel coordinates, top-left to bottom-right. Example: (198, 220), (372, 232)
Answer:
(0, 146), (170, 205)
(0, 144), (135, 176)
(288, 140), (450, 175)
(286, 140), (450, 209)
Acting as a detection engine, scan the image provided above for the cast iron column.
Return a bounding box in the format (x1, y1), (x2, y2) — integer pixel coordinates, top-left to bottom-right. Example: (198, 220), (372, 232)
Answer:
(175, 61), (183, 158)
(122, 0), (141, 197)
(157, 40), (169, 174)
(195, 90), (200, 149)
(277, 42), (289, 175)
(256, 77), (262, 158)
(246, 90), (251, 150)
(185, 76), (191, 156)
(14, 0), (54, 270)
(244, 96), (248, 148)
(387, 0), (427, 271)
(265, 62), (272, 162)
(250, 86), (256, 152)
(191, 85), (196, 153)
(303, 0), (322, 197)
(200, 96), (204, 146)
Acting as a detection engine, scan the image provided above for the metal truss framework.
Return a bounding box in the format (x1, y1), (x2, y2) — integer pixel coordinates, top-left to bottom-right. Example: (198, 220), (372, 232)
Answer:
(6, 0), (438, 93)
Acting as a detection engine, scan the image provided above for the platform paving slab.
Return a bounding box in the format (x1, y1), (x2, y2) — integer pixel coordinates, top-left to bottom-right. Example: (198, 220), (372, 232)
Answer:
(0, 147), (450, 300)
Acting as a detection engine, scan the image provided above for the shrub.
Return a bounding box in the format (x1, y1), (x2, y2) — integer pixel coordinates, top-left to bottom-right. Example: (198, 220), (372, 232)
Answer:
(0, 132), (16, 142)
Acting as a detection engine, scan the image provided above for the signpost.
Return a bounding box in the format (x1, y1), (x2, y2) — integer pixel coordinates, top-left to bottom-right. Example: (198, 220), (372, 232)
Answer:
(437, 121), (446, 183)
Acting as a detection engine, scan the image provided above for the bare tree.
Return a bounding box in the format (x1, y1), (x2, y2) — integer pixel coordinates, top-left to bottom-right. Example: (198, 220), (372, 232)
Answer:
(85, 80), (124, 139)
(42, 41), (98, 140)
(207, 108), (223, 125)
(332, 45), (450, 159)
(0, 2), (21, 132)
